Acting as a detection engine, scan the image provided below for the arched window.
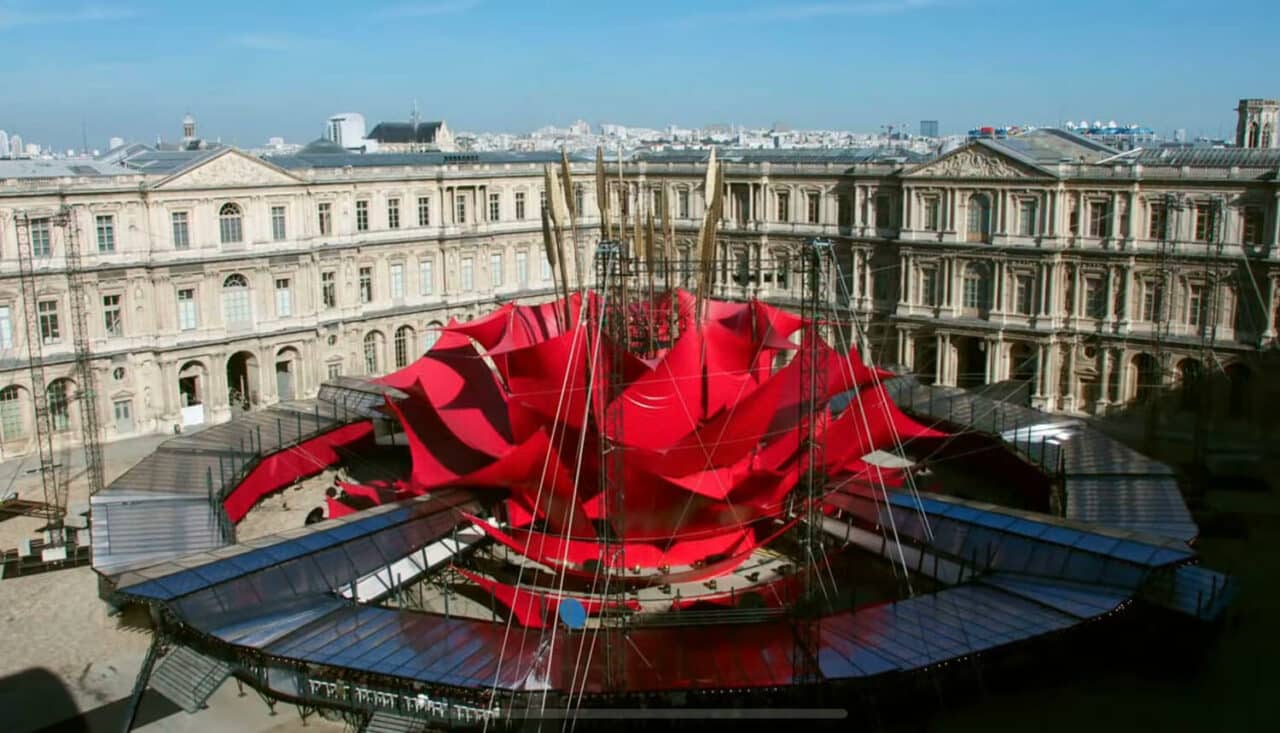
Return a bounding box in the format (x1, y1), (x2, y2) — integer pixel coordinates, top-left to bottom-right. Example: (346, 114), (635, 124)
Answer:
(1248, 121), (1261, 148)
(219, 203), (243, 244)
(1263, 124), (1274, 149)
(222, 274), (251, 328)
(962, 263), (990, 312)
(394, 325), (416, 369)
(363, 331), (384, 375)
(424, 322), (443, 352)
(966, 194), (991, 243)
(0, 386), (25, 440)
(1132, 353), (1161, 405)
(47, 379), (71, 432)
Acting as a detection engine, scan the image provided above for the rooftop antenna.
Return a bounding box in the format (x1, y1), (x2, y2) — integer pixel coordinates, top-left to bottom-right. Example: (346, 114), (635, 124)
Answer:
(80, 118), (88, 156)
(411, 99), (420, 127)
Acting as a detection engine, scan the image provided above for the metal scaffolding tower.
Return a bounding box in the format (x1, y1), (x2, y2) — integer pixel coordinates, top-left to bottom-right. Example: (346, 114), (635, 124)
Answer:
(793, 236), (834, 689)
(12, 206), (105, 536)
(63, 206), (106, 500)
(14, 213), (62, 528)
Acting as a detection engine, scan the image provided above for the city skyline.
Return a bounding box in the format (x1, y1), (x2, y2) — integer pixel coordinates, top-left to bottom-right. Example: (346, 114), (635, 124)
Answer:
(1, 0), (1277, 149)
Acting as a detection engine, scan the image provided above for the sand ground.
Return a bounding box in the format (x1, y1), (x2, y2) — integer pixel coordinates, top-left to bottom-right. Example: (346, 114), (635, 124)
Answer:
(0, 432), (349, 733)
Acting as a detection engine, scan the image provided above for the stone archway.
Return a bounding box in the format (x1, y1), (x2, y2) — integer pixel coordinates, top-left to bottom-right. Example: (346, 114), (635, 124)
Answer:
(1008, 342), (1037, 383)
(913, 339), (938, 386)
(226, 351), (260, 412)
(178, 360), (208, 426)
(954, 336), (986, 389)
(1130, 353), (1161, 405)
(275, 347), (301, 403)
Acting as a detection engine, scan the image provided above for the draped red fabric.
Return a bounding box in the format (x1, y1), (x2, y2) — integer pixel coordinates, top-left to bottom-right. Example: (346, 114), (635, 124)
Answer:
(453, 567), (641, 629)
(358, 292), (940, 601)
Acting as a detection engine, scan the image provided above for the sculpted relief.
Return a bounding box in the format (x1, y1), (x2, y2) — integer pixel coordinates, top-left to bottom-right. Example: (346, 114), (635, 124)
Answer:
(162, 152), (299, 189)
(921, 150), (1029, 179)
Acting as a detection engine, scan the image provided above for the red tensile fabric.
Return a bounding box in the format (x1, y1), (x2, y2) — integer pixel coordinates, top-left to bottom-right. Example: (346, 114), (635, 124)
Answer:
(453, 567), (640, 629)
(372, 292), (935, 564)
(460, 511), (748, 568)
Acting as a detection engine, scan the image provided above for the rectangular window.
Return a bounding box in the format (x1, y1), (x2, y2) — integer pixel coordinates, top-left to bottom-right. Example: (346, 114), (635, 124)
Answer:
(321, 271), (336, 309)
(390, 263), (404, 299)
(356, 200), (369, 232)
(490, 252), (503, 288)
(461, 256), (475, 291)
(1148, 202), (1167, 239)
(963, 276), (984, 310)
(575, 186), (585, 216)
(1194, 205), (1211, 241)
(38, 300), (60, 343)
(359, 266), (373, 303)
(0, 306), (11, 349)
(419, 258), (434, 295)
(327, 362), (342, 379)
(516, 251), (529, 287)
(488, 192), (501, 222)
(103, 294), (123, 337)
(113, 400), (133, 433)
(875, 195), (891, 228)
(275, 278), (292, 317)
(806, 193), (820, 224)
(318, 202), (332, 235)
(1187, 283), (1209, 328)
(270, 205), (287, 241)
(1243, 207), (1265, 245)
(96, 214), (115, 252)
(837, 195), (851, 227)
(455, 194), (467, 224)
(1019, 200), (1037, 236)
(1069, 208), (1079, 236)
(1088, 202), (1110, 237)
(1085, 277), (1105, 319)
(171, 212), (190, 249)
(177, 288), (197, 330)
(1141, 281), (1163, 322)
(920, 269), (938, 307)
(924, 199), (940, 231)
(387, 198), (401, 230)
(30, 218), (52, 257)
(541, 253), (551, 281)
(417, 196), (431, 226)
(515, 192), (526, 221)
(776, 191), (790, 222)
(1014, 275), (1034, 315)
(678, 189), (690, 219)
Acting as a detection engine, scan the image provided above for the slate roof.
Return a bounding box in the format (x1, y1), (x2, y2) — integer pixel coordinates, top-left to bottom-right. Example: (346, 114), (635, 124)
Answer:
(367, 121), (446, 144)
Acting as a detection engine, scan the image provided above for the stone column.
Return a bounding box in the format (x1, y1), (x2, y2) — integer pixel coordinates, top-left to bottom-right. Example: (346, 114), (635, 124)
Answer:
(1098, 346), (1113, 412)
(935, 332), (948, 386)
(1034, 343), (1047, 398)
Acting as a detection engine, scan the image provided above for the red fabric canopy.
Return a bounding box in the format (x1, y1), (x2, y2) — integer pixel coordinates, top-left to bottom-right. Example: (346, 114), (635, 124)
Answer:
(364, 290), (939, 567)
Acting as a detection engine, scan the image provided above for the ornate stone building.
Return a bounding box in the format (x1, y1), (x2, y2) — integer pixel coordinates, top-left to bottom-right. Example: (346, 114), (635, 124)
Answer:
(2, 128), (1278, 460)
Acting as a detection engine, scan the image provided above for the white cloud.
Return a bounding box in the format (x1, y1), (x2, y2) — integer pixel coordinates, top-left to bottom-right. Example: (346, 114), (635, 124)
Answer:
(0, 2), (136, 29)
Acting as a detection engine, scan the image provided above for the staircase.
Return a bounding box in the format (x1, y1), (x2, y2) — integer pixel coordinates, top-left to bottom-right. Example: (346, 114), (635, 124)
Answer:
(149, 645), (233, 713)
(361, 711), (432, 733)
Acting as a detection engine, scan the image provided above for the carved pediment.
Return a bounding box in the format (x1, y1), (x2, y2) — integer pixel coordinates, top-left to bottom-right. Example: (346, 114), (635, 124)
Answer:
(909, 146), (1040, 179)
(153, 150), (301, 190)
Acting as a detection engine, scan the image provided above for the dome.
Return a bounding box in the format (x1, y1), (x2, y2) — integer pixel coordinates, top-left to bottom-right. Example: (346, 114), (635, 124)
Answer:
(300, 137), (347, 155)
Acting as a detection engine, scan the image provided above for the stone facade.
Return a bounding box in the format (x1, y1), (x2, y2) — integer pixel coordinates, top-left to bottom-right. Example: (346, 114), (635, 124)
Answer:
(1, 132), (1279, 460)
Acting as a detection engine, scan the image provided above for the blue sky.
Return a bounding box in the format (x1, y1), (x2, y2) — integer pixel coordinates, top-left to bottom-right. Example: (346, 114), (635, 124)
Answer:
(1, 0), (1276, 151)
